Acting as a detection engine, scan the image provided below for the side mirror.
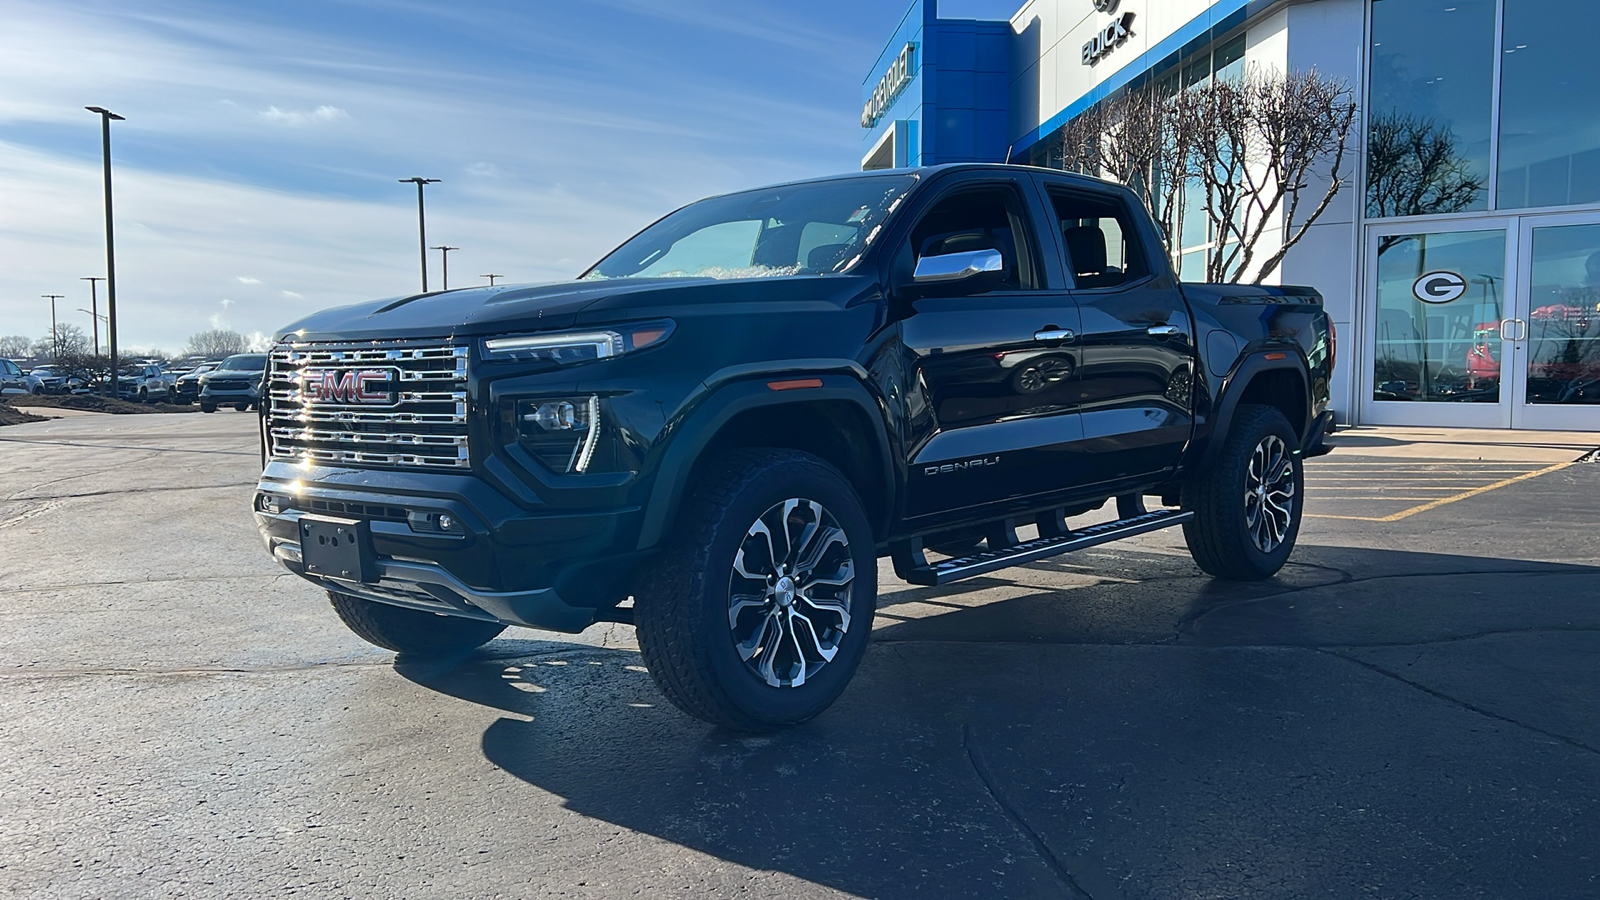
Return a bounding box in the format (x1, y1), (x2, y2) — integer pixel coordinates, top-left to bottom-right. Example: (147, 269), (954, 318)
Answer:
(902, 248), (1006, 299)
(912, 248), (1004, 284)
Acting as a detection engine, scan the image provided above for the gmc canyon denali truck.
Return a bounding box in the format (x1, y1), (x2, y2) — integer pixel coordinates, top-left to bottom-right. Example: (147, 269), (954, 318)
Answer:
(255, 164), (1334, 730)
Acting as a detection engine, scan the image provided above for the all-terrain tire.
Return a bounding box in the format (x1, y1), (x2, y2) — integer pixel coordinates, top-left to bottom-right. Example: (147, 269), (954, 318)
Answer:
(326, 591), (505, 656)
(634, 449), (877, 731)
(1182, 404), (1304, 581)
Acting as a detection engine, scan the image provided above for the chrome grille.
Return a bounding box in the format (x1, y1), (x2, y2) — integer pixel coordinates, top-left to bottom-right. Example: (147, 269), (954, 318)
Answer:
(267, 339), (469, 470)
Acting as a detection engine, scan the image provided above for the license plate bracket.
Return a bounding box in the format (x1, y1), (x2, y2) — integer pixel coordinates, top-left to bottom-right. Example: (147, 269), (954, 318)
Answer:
(299, 515), (376, 583)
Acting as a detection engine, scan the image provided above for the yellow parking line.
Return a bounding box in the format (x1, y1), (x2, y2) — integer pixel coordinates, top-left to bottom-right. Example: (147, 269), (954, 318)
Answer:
(1305, 461), (1574, 522)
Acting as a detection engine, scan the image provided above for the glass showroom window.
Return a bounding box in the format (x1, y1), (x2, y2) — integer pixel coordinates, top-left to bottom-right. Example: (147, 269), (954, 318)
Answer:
(1171, 35), (1246, 279)
(1366, 0), (1497, 218)
(1497, 0), (1600, 210)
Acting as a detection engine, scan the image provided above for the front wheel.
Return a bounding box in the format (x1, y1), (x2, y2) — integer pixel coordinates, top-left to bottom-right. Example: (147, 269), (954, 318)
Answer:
(634, 449), (877, 731)
(327, 591), (505, 656)
(200, 402), (216, 413)
(1181, 404), (1304, 581)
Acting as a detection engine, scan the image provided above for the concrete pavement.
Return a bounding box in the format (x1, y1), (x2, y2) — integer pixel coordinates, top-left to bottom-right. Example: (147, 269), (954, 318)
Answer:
(1, 413), (1596, 898)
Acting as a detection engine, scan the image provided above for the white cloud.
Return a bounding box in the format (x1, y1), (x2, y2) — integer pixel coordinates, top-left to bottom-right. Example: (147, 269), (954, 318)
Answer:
(280, 290), (303, 299)
(260, 105), (349, 126)
(234, 277), (259, 285)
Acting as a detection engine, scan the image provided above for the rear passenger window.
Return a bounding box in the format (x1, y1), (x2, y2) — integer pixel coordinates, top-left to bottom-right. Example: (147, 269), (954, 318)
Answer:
(1048, 191), (1149, 290)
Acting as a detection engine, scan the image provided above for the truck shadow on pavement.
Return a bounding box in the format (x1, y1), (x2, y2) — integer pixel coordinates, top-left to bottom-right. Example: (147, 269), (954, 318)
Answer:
(397, 546), (1600, 900)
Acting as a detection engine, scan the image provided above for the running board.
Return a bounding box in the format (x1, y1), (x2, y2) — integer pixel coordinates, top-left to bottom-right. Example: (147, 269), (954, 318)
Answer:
(892, 508), (1194, 586)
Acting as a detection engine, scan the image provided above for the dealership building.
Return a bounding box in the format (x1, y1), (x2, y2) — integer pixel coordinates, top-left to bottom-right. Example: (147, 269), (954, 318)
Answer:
(860, 0), (1600, 431)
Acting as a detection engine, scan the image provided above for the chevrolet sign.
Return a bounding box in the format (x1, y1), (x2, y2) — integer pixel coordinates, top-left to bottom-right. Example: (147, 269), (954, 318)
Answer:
(862, 43), (916, 129)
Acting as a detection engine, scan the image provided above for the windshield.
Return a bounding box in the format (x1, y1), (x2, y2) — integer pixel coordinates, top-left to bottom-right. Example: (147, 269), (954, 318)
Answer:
(217, 355), (266, 371)
(583, 174), (917, 281)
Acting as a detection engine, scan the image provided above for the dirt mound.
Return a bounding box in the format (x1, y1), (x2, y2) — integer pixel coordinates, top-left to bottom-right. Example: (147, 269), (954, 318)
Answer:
(0, 403), (48, 426)
(8, 394), (200, 415)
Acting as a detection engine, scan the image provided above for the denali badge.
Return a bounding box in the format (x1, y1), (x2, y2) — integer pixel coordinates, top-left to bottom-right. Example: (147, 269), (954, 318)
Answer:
(301, 368), (399, 405)
(924, 456), (1000, 476)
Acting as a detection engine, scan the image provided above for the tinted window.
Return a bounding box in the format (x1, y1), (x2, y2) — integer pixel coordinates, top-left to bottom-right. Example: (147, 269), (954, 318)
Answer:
(1498, 0), (1600, 209)
(1366, 0), (1496, 217)
(906, 185), (1039, 292)
(1048, 190), (1149, 289)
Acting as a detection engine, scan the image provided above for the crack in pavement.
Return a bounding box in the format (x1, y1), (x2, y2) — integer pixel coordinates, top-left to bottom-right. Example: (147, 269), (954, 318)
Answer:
(0, 659), (392, 679)
(2, 482), (250, 502)
(0, 436), (256, 456)
(1317, 649), (1599, 756)
(962, 724), (1094, 899)
(0, 572), (292, 596)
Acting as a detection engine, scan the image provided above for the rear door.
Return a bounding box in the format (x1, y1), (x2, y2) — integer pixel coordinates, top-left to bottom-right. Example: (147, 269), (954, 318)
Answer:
(1035, 177), (1196, 485)
(892, 175), (1084, 520)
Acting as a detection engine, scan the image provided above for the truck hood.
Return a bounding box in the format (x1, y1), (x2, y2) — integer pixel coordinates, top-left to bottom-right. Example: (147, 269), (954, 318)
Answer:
(275, 279), (704, 343)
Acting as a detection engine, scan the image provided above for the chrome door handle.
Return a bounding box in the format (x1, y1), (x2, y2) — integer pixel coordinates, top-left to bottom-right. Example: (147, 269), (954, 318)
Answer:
(1034, 328), (1076, 342)
(1499, 318), (1528, 342)
(1147, 324), (1181, 338)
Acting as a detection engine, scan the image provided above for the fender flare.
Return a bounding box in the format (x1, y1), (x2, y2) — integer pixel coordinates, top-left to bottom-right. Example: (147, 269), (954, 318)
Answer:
(1196, 350), (1312, 473)
(635, 373), (896, 550)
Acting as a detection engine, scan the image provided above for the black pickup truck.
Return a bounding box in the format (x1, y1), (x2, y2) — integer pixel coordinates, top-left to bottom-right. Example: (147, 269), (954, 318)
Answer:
(255, 164), (1335, 730)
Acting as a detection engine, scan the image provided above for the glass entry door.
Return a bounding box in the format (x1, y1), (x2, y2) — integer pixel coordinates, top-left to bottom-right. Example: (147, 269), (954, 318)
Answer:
(1362, 221), (1516, 428)
(1510, 214), (1600, 430)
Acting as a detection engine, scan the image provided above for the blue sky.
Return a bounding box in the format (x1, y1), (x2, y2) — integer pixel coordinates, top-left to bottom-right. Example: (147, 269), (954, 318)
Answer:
(0, 0), (1018, 354)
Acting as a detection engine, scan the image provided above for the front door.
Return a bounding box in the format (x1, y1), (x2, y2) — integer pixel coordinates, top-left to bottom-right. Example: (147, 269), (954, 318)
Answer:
(896, 180), (1084, 520)
(1362, 216), (1600, 431)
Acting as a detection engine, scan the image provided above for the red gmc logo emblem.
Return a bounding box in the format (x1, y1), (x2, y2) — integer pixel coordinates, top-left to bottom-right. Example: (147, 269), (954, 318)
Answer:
(301, 368), (398, 405)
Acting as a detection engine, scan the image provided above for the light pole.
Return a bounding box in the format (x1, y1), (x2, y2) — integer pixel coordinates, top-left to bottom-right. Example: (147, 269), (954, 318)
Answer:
(398, 177), (440, 292)
(80, 276), (104, 357)
(87, 106), (124, 396)
(42, 295), (64, 360)
(431, 246), (459, 290)
(481, 273), (503, 286)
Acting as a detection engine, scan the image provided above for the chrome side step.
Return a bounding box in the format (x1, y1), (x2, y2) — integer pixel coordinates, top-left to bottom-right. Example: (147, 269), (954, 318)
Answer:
(891, 508), (1194, 586)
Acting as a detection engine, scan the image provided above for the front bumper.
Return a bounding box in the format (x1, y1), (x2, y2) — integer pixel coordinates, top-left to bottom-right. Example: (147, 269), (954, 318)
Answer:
(255, 461), (649, 633)
(272, 542), (597, 632)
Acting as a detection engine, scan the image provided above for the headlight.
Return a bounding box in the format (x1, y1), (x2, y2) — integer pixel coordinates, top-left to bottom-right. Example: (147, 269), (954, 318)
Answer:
(481, 320), (674, 363)
(515, 395), (601, 474)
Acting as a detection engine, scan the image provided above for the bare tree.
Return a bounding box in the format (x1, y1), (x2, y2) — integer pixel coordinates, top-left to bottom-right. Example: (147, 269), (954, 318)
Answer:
(0, 335), (31, 358)
(34, 324), (89, 361)
(185, 329), (248, 358)
(1060, 67), (1356, 284)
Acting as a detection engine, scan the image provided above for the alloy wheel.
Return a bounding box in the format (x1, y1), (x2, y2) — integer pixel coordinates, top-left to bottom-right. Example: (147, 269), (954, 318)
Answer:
(727, 498), (854, 689)
(1243, 435), (1296, 553)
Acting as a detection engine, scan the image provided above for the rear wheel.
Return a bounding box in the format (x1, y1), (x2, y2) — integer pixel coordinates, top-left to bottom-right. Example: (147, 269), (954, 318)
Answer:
(327, 591), (505, 656)
(200, 402), (216, 413)
(1182, 404), (1303, 580)
(234, 402), (249, 411)
(634, 449), (876, 731)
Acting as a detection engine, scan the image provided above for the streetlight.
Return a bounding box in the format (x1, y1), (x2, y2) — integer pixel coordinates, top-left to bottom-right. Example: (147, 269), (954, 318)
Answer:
(430, 246), (459, 290)
(86, 106), (124, 397)
(481, 273), (503, 286)
(398, 177), (440, 292)
(80, 276), (104, 356)
(42, 295), (64, 359)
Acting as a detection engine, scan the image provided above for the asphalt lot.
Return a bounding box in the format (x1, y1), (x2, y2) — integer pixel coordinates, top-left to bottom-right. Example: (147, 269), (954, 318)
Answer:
(1, 412), (1597, 899)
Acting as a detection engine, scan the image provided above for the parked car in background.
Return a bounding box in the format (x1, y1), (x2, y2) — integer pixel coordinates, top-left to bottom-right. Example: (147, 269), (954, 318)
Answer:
(173, 363), (220, 404)
(29, 366), (88, 394)
(1, 359), (40, 396)
(115, 364), (174, 403)
(200, 354), (267, 412)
